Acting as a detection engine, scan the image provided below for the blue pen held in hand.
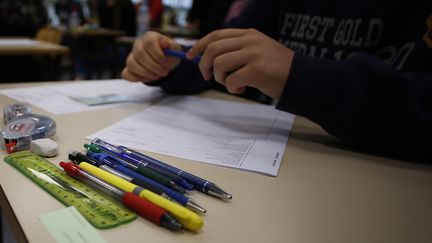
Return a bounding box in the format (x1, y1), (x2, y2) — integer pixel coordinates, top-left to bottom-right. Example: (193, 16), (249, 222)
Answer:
(163, 49), (201, 63)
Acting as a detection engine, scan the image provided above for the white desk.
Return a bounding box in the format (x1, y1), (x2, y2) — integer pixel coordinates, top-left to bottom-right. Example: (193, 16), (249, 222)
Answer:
(1, 81), (432, 243)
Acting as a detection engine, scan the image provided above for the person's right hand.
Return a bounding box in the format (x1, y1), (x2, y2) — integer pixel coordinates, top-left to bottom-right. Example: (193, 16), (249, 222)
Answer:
(122, 31), (182, 83)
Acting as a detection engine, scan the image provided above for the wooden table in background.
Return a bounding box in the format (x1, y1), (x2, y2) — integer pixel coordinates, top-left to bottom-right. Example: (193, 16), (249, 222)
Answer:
(0, 38), (69, 81)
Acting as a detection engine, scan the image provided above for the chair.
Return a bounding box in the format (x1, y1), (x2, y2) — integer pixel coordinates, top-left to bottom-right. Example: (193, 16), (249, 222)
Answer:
(35, 26), (65, 44)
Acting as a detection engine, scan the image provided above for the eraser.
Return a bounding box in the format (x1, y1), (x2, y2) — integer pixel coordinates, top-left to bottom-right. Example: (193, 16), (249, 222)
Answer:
(30, 138), (59, 157)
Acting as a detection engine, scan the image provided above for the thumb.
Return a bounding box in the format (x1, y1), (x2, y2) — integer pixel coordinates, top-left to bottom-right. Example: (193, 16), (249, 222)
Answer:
(159, 37), (172, 50)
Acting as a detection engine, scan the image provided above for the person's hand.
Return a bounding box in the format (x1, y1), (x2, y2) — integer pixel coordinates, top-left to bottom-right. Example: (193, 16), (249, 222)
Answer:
(122, 31), (182, 83)
(187, 28), (294, 98)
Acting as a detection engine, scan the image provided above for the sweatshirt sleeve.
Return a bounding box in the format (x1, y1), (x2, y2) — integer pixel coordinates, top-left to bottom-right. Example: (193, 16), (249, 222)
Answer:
(276, 53), (432, 161)
(146, 59), (212, 94)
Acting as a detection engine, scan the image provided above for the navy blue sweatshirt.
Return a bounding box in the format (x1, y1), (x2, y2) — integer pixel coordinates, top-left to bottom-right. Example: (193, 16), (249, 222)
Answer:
(149, 0), (432, 161)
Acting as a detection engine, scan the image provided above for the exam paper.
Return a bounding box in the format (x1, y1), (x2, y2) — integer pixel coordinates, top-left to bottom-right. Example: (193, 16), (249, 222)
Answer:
(88, 96), (295, 176)
(0, 80), (164, 115)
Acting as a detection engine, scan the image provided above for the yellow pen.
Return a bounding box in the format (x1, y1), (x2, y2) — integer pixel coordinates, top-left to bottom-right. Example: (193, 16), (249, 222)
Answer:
(79, 162), (203, 231)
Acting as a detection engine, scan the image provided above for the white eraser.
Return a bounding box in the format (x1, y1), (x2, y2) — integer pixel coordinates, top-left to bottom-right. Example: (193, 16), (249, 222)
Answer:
(30, 138), (59, 157)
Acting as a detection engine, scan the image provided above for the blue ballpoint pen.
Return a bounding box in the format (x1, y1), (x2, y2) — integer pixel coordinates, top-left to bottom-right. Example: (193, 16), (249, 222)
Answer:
(163, 49), (201, 63)
(90, 139), (194, 191)
(90, 138), (232, 200)
(85, 150), (206, 214)
(120, 146), (232, 200)
(85, 145), (187, 194)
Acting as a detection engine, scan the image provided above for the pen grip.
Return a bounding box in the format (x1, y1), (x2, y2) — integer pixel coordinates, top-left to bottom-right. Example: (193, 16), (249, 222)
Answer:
(135, 166), (171, 186)
(122, 192), (164, 225)
(139, 190), (203, 231)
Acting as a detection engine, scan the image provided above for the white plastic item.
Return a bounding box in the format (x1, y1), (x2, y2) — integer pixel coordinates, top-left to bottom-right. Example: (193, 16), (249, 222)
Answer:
(30, 138), (59, 157)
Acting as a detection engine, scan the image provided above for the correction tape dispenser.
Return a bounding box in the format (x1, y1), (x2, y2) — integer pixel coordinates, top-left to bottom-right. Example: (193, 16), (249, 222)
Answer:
(3, 104), (32, 125)
(0, 114), (56, 153)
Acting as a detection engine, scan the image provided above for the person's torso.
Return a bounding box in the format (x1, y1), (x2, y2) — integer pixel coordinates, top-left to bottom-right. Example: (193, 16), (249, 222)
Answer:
(274, 0), (432, 72)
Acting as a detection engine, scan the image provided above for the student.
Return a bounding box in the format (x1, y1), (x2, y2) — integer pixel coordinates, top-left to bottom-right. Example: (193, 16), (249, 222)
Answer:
(121, 0), (432, 161)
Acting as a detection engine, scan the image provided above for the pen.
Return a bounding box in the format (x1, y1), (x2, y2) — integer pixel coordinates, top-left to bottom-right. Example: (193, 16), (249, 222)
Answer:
(70, 150), (206, 214)
(91, 138), (232, 199)
(69, 150), (99, 165)
(163, 49), (201, 63)
(78, 162), (204, 232)
(84, 144), (187, 193)
(85, 150), (206, 214)
(69, 151), (166, 196)
(115, 144), (232, 200)
(90, 139), (194, 191)
(99, 164), (166, 196)
(59, 162), (183, 231)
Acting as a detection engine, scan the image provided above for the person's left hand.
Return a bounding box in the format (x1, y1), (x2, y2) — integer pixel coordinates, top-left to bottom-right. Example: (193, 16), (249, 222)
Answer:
(186, 28), (295, 98)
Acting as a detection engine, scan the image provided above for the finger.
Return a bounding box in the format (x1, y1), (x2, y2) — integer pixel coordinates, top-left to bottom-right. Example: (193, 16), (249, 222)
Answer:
(146, 35), (171, 62)
(224, 67), (254, 93)
(199, 37), (244, 81)
(126, 54), (162, 80)
(133, 47), (169, 77)
(233, 86), (246, 94)
(187, 28), (248, 58)
(132, 35), (170, 76)
(140, 31), (168, 62)
(212, 49), (248, 85)
(122, 68), (157, 83)
(158, 38), (184, 70)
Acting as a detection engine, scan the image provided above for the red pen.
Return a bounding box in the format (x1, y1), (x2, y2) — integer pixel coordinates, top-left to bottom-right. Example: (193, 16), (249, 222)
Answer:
(59, 162), (183, 231)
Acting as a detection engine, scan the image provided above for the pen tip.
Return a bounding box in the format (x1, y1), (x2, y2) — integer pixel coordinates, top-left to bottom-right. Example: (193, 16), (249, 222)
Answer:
(209, 184), (232, 200)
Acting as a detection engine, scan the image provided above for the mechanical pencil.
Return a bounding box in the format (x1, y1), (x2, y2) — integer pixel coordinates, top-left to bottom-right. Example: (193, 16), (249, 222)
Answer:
(79, 162), (204, 232)
(59, 162), (183, 231)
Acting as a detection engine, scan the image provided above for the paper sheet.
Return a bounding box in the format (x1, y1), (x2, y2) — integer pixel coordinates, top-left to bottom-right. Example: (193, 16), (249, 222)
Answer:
(88, 96), (295, 176)
(0, 80), (165, 115)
